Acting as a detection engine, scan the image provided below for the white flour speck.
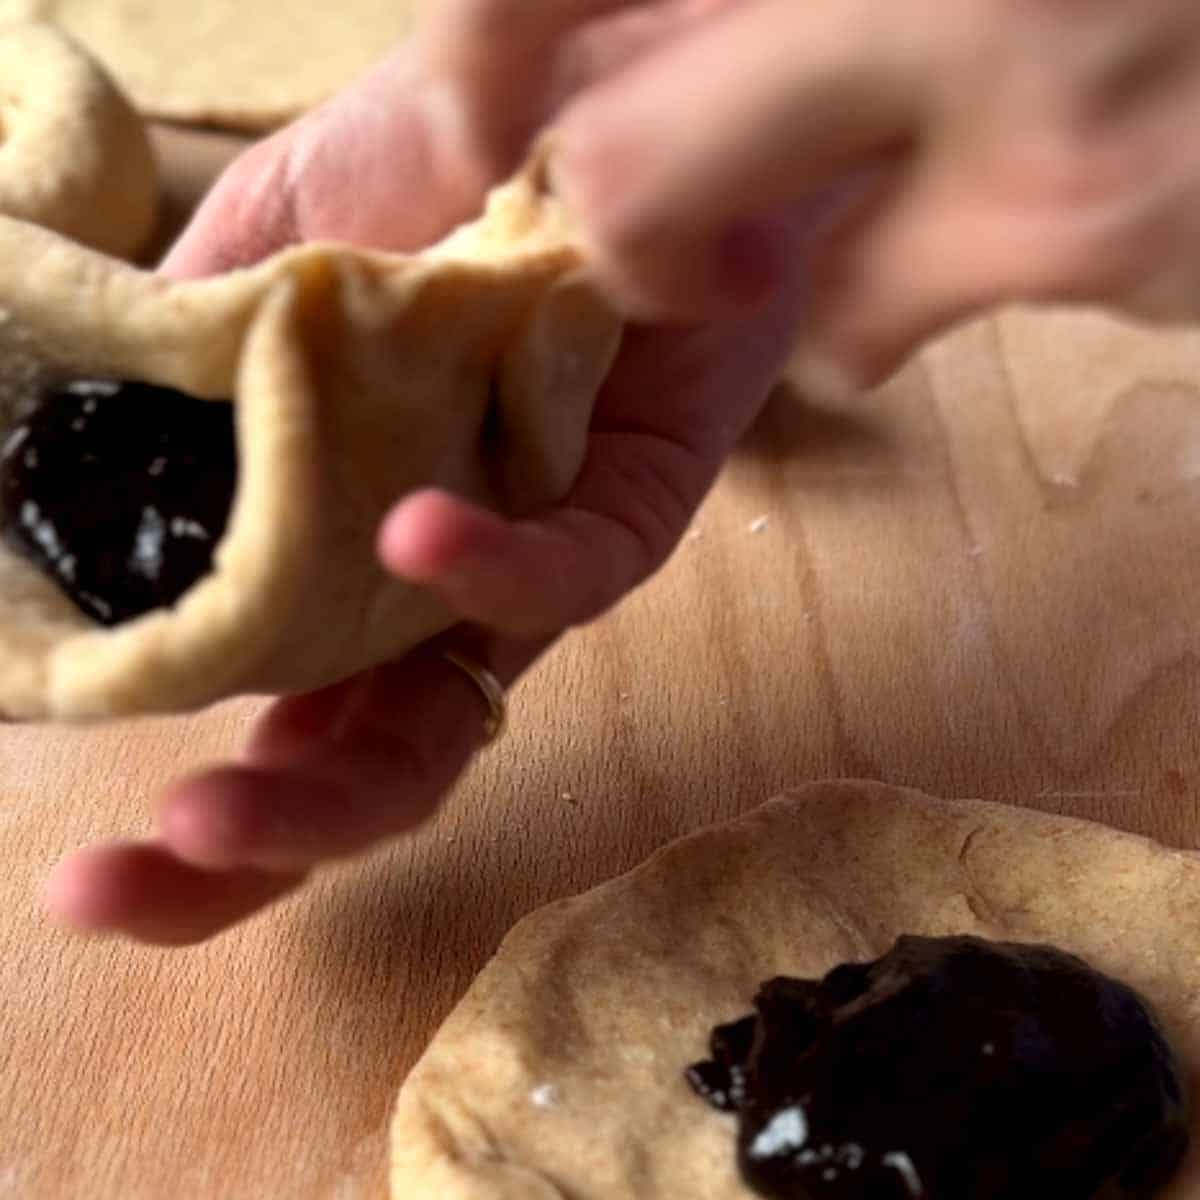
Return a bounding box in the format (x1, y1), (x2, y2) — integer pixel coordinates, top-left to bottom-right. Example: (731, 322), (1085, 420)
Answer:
(65, 379), (119, 399)
(1, 424), (27, 460)
(170, 516), (210, 540)
(78, 591), (112, 621)
(749, 1106), (808, 1159)
(130, 506), (166, 578)
(529, 1084), (561, 1110)
(882, 1151), (923, 1197)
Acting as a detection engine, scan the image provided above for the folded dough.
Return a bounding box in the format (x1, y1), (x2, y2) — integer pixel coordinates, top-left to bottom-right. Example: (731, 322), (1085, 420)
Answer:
(0, 165), (621, 720)
(389, 781), (1200, 1199)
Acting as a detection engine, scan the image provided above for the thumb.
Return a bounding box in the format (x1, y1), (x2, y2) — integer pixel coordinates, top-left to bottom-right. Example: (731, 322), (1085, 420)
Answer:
(158, 129), (302, 279)
(159, 46), (488, 279)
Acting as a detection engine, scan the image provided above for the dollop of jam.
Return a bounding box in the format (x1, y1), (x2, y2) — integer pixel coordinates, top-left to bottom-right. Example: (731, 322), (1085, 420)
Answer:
(0, 378), (236, 625)
(686, 935), (1189, 1200)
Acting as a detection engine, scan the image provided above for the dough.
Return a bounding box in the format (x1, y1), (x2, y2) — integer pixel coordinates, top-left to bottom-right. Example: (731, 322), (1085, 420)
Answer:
(0, 160), (621, 720)
(389, 781), (1200, 1199)
(3, 1), (424, 131)
(0, 22), (157, 258)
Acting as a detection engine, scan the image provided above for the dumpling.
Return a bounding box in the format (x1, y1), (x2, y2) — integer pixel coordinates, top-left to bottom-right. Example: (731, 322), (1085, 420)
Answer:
(0, 161), (621, 720)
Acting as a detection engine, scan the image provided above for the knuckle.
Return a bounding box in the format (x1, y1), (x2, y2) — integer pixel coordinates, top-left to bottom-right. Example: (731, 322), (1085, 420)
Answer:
(601, 441), (703, 574)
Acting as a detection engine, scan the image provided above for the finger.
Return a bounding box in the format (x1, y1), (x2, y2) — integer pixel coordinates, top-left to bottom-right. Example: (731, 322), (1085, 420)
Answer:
(158, 635), (546, 874)
(379, 438), (730, 638)
(431, 0), (743, 178)
(159, 41), (492, 280)
(786, 173), (988, 383)
(380, 432), (709, 637)
(381, 279), (806, 635)
(798, 164), (1179, 382)
(158, 131), (303, 278)
(552, 0), (928, 319)
(554, 0), (732, 99)
(44, 841), (304, 946)
(166, 0), (673, 279)
(160, 0), (730, 280)
(420, 0), (674, 190)
(431, 0), (650, 67)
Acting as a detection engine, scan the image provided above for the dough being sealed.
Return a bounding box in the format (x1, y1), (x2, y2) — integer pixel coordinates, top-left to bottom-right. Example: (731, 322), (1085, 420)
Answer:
(389, 781), (1200, 1199)
(0, 22), (157, 258)
(3, 0), (423, 131)
(0, 164), (621, 720)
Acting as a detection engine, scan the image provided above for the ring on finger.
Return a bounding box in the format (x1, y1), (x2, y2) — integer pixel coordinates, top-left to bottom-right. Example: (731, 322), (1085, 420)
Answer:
(442, 649), (507, 743)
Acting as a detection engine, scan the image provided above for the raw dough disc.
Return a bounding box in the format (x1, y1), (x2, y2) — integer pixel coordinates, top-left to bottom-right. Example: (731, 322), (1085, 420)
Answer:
(3, 1), (424, 131)
(0, 22), (157, 258)
(389, 780), (1200, 1199)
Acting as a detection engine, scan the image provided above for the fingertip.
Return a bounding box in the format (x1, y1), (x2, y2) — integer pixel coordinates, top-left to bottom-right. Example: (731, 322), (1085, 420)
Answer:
(382, 501), (565, 636)
(42, 845), (123, 933)
(42, 842), (186, 937)
(377, 488), (509, 582)
(47, 840), (307, 945)
(800, 288), (949, 390)
(376, 489), (455, 579)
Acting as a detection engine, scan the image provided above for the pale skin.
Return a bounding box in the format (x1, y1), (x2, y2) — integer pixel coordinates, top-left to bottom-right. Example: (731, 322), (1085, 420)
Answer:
(44, 0), (1200, 943)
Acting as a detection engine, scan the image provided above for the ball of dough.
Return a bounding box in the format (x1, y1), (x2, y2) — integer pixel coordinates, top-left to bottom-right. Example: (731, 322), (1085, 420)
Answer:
(0, 23), (158, 259)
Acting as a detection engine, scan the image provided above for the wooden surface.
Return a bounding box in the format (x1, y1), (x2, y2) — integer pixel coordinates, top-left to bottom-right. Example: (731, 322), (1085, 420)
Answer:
(4, 129), (1200, 1199)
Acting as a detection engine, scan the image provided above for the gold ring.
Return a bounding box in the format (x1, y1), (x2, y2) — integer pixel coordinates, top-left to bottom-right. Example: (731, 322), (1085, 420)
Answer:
(443, 650), (507, 743)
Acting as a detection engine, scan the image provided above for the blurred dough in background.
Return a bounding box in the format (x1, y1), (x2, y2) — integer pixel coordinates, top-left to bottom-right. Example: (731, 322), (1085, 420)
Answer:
(1, 1), (425, 131)
(0, 21), (157, 258)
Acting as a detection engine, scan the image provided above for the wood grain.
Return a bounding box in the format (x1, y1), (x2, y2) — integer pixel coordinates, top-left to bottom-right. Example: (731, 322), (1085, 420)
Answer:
(3, 131), (1200, 1198)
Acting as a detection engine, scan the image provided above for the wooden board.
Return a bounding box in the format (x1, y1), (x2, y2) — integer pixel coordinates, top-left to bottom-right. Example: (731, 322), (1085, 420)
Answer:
(3, 129), (1200, 1198)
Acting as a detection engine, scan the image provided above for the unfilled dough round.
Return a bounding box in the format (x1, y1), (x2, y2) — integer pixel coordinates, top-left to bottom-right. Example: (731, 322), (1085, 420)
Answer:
(389, 781), (1200, 1199)
(0, 22), (157, 259)
(5, 1), (424, 131)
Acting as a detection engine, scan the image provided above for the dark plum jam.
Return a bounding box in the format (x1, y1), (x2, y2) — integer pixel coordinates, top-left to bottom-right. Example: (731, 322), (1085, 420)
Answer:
(1, 378), (236, 624)
(687, 936), (1189, 1200)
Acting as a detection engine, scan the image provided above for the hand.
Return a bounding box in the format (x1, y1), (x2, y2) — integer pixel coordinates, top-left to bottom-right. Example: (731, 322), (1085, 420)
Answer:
(548, 0), (1200, 381)
(44, 1), (809, 944)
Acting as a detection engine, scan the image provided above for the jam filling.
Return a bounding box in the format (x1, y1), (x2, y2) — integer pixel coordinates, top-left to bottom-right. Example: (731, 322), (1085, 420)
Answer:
(687, 935), (1189, 1200)
(0, 378), (237, 625)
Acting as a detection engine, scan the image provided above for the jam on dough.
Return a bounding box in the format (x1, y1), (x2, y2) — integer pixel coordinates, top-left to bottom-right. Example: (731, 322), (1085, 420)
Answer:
(0, 378), (236, 625)
(687, 935), (1190, 1200)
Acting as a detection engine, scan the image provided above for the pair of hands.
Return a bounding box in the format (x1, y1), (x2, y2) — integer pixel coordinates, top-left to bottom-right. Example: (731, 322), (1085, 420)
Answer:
(46, 0), (1200, 943)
